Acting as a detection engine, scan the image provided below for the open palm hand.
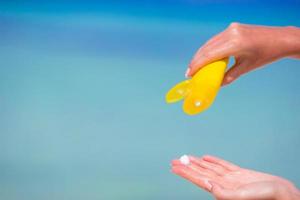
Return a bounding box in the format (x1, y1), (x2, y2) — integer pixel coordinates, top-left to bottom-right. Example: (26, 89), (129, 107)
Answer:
(171, 155), (300, 200)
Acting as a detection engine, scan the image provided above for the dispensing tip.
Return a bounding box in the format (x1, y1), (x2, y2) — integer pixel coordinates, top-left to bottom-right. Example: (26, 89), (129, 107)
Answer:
(195, 100), (202, 107)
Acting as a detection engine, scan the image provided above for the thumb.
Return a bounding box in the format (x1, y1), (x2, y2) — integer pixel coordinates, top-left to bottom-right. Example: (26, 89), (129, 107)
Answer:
(210, 181), (236, 200)
(222, 58), (248, 86)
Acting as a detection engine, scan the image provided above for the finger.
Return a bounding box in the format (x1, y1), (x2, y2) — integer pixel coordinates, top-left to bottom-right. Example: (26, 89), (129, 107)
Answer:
(190, 40), (225, 68)
(191, 36), (226, 67)
(188, 42), (236, 77)
(210, 181), (237, 200)
(172, 165), (213, 191)
(190, 156), (227, 176)
(192, 31), (226, 62)
(202, 31), (225, 47)
(188, 162), (219, 179)
(222, 58), (248, 86)
(171, 159), (182, 166)
(172, 158), (218, 179)
(202, 155), (240, 171)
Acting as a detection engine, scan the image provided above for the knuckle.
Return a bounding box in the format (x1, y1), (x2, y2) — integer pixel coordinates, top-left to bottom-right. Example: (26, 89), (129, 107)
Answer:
(224, 76), (235, 84)
(228, 22), (244, 37)
(231, 27), (242, 37)
(229, 22), (241, 29)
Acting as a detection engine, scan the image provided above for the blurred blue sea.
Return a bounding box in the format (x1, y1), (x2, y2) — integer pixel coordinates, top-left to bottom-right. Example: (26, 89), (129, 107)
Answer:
(0, 1), (300, 199)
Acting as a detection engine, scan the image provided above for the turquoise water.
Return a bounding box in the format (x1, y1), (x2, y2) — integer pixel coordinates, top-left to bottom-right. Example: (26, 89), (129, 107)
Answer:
(1, 1), (300, 199)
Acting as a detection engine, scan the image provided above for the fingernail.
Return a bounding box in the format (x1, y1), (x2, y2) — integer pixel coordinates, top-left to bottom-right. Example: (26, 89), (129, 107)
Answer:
(224, 76), (234, 85)
(185, 68), (191, 78)
(207, 181), (213, 191)
(171, 167), (179, 174)
(226, 76), (233, 82)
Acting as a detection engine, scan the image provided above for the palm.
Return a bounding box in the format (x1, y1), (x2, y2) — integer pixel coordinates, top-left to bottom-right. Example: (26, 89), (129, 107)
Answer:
(171, 155), (298, 200)
(215, 167), (279, 190)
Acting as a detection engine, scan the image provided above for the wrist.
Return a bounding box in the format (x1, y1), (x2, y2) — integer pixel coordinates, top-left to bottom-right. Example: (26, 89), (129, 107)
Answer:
(280, 26), (300, 58)
(275, 183), (300, 200)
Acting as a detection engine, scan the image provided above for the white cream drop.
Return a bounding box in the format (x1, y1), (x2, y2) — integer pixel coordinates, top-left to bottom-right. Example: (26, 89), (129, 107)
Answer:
(180, 155), (190, 165)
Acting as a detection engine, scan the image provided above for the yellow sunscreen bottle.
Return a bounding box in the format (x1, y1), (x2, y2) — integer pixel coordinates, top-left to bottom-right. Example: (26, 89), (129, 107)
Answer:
(166, 58), (228, 115)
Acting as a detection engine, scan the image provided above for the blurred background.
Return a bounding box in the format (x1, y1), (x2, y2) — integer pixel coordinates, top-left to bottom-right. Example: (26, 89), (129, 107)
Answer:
(0, 0), (300, 199)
